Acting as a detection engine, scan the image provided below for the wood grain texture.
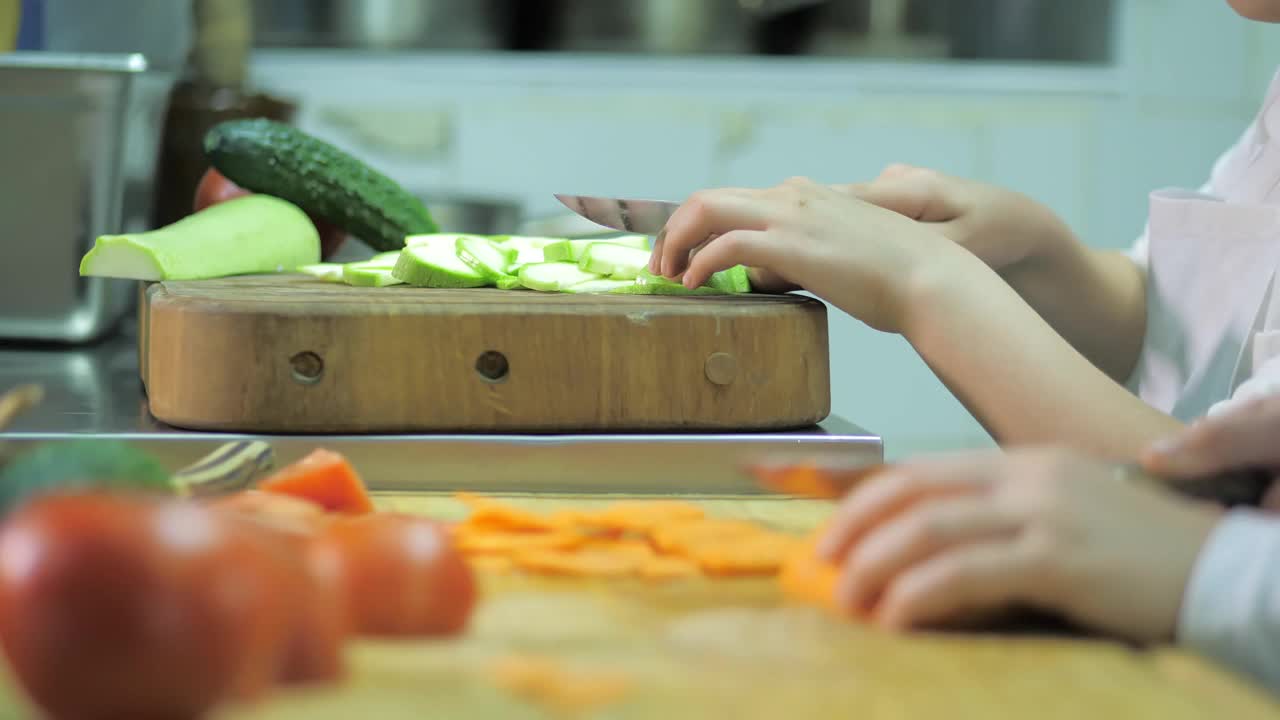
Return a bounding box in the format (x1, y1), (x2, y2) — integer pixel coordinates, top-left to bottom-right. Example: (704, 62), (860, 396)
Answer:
(213, 494), (1280, 720)
(143, 275), (831, 433)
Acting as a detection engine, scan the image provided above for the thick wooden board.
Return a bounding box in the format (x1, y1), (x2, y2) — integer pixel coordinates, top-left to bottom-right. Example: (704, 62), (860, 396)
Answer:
(202, 494), (1280, 720)
(142, 275), (831, 433)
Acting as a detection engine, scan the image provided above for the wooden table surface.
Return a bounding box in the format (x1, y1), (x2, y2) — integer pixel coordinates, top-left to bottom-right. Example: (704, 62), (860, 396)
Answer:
(3, 493), (1274, 719)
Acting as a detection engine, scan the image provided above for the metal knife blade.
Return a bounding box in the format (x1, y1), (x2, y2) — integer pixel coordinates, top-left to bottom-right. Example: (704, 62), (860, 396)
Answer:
(745, 456), (1274, 508)
(554, 194), (680, 235)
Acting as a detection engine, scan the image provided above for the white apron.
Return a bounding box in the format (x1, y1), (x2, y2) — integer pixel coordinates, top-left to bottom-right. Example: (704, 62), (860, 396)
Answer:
(1130, 70), (1280, 419)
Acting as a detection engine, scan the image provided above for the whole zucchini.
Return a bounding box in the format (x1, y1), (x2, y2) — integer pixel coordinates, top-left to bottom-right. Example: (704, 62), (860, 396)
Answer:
(203, 118), (437, 252)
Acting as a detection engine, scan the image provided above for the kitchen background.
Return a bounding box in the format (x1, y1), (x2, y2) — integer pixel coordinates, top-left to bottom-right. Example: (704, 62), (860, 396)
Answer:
(6, 0), (1280, 458)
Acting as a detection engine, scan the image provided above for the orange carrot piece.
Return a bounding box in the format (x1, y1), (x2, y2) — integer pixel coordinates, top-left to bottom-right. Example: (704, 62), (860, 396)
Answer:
(682, 533), (799, 576)
(648, 519), (766, 554)
(489, 655), (632, 714)
(513, 548), (640, 577)
(257, 448), (375, 514)
(637, 556), (701, 581)
(586, 500), (706, 532)
(454, 528), (586, 555)
(779, 544), (838, 610)
(576, 538), (657, 562)
(747, 461), (885, 500)
(455, 492), (559, 532)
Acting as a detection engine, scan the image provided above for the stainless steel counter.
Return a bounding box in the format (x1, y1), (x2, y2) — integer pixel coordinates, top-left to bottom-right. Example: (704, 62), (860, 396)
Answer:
(0, 320), (882, 495)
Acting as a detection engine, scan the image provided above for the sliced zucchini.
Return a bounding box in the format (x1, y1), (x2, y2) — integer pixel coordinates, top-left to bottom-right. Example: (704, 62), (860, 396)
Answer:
(544, 235), (652, 263)
(518, 262), (602, 292)
(579, 243), (651, 280)
(495, 235), (557, 269)
(343, 261), (405, 287)
(297, 263), (345, 282)
(496, 275), (527, 290)
(614, 270), (727, 296)
(366, 251), (403, 267)
(393, 243), (488, 288)
(405, 233), (462, 248)
(79, 195), (319, 281)
(707, 265), (752, 294)
(565, 278), (637, 294)
(456, 236), (517, 282)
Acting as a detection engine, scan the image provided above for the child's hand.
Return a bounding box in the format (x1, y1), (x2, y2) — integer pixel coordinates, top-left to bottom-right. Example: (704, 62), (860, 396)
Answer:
(844, 164), (1079, 272)
(648, 176), (960, 333)
(1142, 394), (1280, 510)
(816, 449), (1222, 642)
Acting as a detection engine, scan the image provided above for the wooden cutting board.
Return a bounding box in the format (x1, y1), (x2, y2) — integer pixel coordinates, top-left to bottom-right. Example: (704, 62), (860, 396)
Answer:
(139, 275), (830, 433)
(200, 494), (1278, 720)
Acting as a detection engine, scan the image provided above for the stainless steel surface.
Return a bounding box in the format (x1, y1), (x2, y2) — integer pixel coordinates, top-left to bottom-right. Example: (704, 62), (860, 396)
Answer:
(0, 325), (882, 495)
(0, 52), (172, 344)
(554, 194), (680, 236)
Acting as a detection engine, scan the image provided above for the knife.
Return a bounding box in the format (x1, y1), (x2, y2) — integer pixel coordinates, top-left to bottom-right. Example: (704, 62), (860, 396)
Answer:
(744, 457), (1274, 508)
(554, 194), (680, 236)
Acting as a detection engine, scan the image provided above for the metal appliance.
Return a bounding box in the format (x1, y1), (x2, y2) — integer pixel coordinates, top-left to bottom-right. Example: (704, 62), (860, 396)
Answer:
(0, 52), (172, 343)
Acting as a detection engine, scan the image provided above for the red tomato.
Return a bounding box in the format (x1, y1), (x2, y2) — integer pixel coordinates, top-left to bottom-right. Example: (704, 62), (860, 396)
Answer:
(0, 494), (344, 720)
(210, 489), (329, 539)
(192, 167), (348, 259)
(309, 514), (476, 637)
(193, 166), (251, 211)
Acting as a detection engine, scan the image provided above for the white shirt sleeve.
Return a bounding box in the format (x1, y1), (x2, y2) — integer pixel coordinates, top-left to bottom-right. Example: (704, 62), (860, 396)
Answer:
(1177, 509), (1280, 693)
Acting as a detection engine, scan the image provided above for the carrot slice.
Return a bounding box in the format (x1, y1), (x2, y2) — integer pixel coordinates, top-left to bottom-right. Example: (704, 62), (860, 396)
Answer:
(257, 448), (375, 514)
(648, 519), (766, 554)
(683, 533), (798, 576)
(637, 556), (701, 581)
(454, 529), (585, 555)
(513, 548), (641, 577)
(587, 500), (706, 532)
(489, 655), (632, 714)
(455, 492), (559, 532)
(778, 535), (840, 611)
(576, 538), (657, 562)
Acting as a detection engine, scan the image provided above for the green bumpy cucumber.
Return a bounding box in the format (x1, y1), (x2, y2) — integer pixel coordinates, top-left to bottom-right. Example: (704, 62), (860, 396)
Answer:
(203, 118), (437, 252)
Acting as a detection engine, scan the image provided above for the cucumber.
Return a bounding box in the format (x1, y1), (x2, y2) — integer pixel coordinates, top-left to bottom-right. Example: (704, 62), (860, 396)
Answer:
(579, 243), (651, 280)
(707, 265), (753, 294)
(456, 236), (517, 282)
(203, 118), (436, 252)
(393, 243), (489, 288)
(613, 270), (728, 296)
(565, 278), (637, 293)
(79, 195), (319, 281)
(298, 263), (345, 282)
(343, 261), (405, 287)
(518, 262), (603, 292)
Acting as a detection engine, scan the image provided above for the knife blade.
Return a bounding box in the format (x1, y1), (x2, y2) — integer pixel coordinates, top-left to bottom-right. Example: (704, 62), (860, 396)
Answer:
(554, 194), (680, 235)
(744, 456), (1274, 508)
